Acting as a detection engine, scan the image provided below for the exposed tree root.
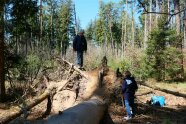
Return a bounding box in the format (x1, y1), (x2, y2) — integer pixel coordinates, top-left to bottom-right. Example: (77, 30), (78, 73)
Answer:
(5, 57), (118, 124)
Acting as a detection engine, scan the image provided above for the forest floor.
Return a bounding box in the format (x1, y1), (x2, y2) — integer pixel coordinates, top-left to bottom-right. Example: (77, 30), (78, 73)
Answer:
(104, 83), (186, 124)
(0, 61), (186, 124)
(1, 82), (185, 124)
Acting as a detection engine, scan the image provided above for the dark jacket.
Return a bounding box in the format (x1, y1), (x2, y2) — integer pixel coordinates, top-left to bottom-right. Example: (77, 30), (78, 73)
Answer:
(73, 35), (87, 52)
(122, 76), (138, 100)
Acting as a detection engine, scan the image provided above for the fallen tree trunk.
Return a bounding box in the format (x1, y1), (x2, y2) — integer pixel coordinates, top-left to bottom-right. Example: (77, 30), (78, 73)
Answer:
(21, 96), (107, 124)
(45, 96), (107, 124)
(7, 57), (115, 124)
(2, 58), (88, 123)
(0, 91), (51, 124)
(138, 81), (186, 98)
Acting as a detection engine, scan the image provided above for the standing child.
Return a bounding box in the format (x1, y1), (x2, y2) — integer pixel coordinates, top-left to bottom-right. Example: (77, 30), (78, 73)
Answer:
(122, 71), (138, 120)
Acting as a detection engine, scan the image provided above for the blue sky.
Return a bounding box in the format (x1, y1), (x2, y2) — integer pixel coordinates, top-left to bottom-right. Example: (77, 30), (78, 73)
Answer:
(74, 0), (121, 29)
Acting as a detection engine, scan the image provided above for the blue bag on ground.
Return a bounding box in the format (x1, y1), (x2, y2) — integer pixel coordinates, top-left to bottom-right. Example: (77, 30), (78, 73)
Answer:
(151, 96), (165, 107)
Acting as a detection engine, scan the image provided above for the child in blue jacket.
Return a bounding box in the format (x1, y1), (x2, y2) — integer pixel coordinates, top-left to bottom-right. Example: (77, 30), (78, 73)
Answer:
(122, 71), (138, 120)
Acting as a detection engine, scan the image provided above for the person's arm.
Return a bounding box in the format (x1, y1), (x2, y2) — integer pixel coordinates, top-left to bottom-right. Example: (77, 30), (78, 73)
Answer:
(73, 36), (77, 51)
(121, 80), (127, 94)
(131, 77), (138, 91)
(83, 36), (87, 51)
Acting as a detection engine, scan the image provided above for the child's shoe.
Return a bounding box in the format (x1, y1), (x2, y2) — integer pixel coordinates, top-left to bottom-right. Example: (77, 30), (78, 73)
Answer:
(123, 116), (132, 120)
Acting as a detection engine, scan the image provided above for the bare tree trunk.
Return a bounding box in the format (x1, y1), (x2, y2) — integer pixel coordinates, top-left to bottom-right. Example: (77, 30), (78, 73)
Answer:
(120, 1), (124, 56)
(155, 0), (159, 27)
(16, 29), (19, 54)
(149, 0), (152, 33)
(174, 0), (184, 79)
(174, 0), (181, 35)
(161, 0), (165, 13)
(104, 32), (108, 56)
(184, 0), (186, 49)
(144, 13), (148, 49)
(167, 0), (170, 20)
(74, 4), (77, 35)
(30, 29), (33, 51)
(19, 35), (21, 53)
(50, 11), (52, 50)
(131, 0), (135, 48)
(108, 15), (114, 55)
(39, 0), (43, 50)
(0, 0), (5, 101)
(26, 34), (28, 56)
(50, 6), (54, 51)
(124, 0), (128, 56)
(121, 11), (124, 57)
(184, 25), (186, 49)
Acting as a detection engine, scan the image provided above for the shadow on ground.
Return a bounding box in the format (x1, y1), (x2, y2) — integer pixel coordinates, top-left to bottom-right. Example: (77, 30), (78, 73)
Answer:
(102, 99), (186, 124)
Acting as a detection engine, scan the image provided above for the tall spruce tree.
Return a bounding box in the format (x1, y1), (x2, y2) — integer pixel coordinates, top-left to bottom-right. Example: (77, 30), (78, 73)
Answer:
(57, 0), (74, 57)
(146, 16), (182, 81)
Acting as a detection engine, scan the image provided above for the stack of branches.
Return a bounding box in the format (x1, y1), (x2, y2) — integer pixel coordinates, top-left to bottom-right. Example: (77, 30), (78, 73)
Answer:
(3, 56), (119, 124)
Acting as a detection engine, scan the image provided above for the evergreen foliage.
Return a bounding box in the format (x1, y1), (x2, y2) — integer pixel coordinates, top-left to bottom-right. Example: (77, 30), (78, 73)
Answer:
(145, 17), (183, 81)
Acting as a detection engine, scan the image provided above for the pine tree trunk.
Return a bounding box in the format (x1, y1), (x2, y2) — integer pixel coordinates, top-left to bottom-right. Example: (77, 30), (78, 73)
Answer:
(121, 11), (124, 57)
(74, 4), (77, 35)
(149, 0), (152, 33)
(184, 26), (186, 49)
(0, 0), (5, 101)
(30, 30), (33, 51)
(16, 29), (18, 54)
(109, 17), (114, 55)
(144, 13), (148, 49)
(39, 0), (43, 50)
(155, 0), (159, 27)
(104, 32), (108, 55)
(131, 0), (135, 48)
(174, 0), (181, 35)
(26, 34), (28, 56)
(174, 0), (184, 79)
(123, 0), (128, 56)
(50, 8), (53, 50)
(161, 0), (165, 13)
(167, 0), (170, 20)
(184, 0), (186, 49)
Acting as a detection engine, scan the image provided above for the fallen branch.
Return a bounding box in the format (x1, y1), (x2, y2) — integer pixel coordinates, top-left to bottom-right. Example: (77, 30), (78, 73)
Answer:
(136, 91), (154, 96)
(7, 57), (114, 124)
(58, 58), (89, 79)
(0, 91), (51, 124)
(57, 79), (71, 92)
(65, 64), (74, 80)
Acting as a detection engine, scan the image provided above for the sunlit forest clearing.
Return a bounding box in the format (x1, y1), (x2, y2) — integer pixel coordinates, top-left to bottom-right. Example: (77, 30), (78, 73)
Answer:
(0, 0), (186, 124)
